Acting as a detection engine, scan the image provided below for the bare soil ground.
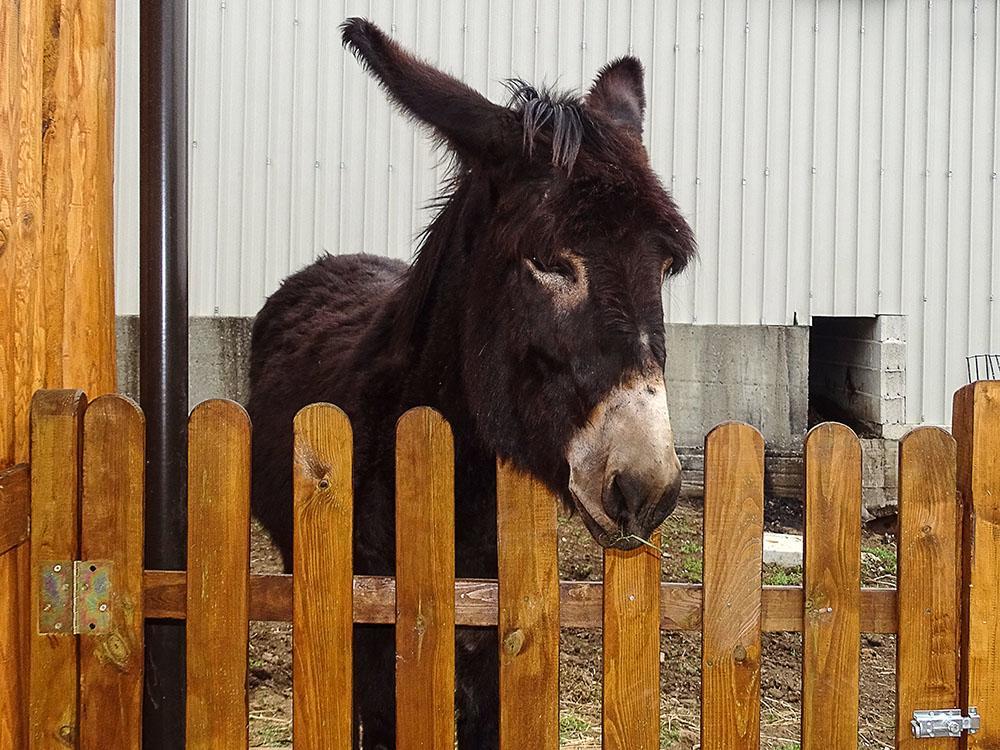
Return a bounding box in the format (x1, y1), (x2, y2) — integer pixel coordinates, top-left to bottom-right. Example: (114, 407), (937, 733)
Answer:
(247, 496), (898, 749)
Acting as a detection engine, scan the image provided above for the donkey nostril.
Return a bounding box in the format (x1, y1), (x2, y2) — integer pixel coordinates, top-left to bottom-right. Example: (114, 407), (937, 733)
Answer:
(604, 473), (628, 522)
(605, 472), (646, 524)
(615, 473), (647, 514)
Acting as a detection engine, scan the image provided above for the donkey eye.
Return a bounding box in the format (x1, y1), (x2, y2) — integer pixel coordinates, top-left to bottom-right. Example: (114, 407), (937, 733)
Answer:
(528, 256), (576, 281)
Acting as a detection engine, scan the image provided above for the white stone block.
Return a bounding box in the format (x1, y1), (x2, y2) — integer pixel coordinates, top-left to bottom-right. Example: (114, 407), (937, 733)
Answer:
(763, 532), (803, 568)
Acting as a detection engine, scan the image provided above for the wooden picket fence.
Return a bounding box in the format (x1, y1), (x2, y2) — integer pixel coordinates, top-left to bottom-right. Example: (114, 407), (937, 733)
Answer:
(0, 381), (998, 749)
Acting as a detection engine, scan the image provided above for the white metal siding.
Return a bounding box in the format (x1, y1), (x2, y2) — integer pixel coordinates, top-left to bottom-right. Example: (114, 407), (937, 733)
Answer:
(114, 0), (1000, 427)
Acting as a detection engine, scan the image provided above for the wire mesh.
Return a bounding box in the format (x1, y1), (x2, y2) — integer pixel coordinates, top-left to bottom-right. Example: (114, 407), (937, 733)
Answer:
(966, 355), (1000, 383)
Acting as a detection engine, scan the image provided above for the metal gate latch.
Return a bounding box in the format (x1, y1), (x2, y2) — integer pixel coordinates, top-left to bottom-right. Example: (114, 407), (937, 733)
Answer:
(38, 560), (113, 635)
(911, 708), (980, 738)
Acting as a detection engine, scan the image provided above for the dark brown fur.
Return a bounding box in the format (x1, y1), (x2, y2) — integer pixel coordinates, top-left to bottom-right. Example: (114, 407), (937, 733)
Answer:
(248, 18), (695, 748)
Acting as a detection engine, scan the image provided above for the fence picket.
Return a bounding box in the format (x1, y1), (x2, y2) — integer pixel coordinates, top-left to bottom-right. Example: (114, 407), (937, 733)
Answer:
(954, 381), (1000, 749)
(395, 408), (456, 749)
(293, 403), (354, 749)
(701, 422), (764, 749)
(603, 543), (661, 749)
(801, 423), (861, 750)
(497, 461), (559, 750)
(896, 427), (959, 750)
(27, 391), (85, 749)
(79, 395), (144, 750)
(186, 400), (251, 748)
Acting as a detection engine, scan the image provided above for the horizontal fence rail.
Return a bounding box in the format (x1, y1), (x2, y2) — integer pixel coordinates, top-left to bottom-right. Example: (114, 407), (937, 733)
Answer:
(141, 571), (899, 632)
(8, 382), (1000, 749)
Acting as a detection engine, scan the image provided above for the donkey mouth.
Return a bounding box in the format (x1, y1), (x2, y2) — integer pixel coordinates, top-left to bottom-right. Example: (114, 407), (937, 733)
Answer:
(567, 490), (650, 551)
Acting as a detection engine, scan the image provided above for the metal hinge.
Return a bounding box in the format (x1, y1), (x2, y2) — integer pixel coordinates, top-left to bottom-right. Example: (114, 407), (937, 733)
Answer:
(911, 708), (980, 738)
(38, 560), (113, 635)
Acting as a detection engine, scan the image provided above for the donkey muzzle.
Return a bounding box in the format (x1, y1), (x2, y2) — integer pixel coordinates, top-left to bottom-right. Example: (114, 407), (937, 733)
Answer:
(566, 373), (682, 549)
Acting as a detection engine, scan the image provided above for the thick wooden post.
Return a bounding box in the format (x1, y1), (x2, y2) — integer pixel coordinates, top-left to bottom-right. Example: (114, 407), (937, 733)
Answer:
(0, 0), (116, 744)
(953, 381), (1000, 750)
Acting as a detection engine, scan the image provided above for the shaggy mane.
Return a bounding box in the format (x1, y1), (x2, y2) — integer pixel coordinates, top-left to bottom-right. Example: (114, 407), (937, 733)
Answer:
(503, 79), (590, 172)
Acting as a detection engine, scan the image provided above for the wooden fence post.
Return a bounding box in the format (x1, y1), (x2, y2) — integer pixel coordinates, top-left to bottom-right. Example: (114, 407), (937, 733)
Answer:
(603, 542), (661, 749)
(1, 0), (116, 740)
(293, 404), (354, 749)
(801, 423), (861, 750)
(79, 395), (145, 750)
(185, 400), (251, 748)
(896, 427), (959, 750)
(28, 391), (86, 749)
(395, 408), (456, 749)
(497, 461), (560, 750)
(701, 422), (764, 749)
(954, 381), (1000, 749)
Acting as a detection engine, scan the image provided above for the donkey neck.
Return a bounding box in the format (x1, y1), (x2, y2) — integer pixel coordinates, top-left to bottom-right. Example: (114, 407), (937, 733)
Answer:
(383, 173), (500, 576)
(388, 171), (489, 427)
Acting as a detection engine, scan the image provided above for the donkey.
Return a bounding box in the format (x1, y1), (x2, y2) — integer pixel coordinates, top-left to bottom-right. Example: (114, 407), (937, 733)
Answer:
(248, 17), (696, 748)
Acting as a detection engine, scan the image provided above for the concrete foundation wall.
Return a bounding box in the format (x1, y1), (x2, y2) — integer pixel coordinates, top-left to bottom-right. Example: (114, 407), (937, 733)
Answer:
(665, 325), (809, 450)
(116, 316), (254, 408)
(116, 317), (811, 451)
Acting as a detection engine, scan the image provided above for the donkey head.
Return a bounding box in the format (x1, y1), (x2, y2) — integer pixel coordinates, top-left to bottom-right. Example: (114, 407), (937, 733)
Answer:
(343, 19), (696, 549)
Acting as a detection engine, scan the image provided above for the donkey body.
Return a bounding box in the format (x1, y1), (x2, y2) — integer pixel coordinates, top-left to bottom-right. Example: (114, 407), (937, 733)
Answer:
(249, 18), (695, 748)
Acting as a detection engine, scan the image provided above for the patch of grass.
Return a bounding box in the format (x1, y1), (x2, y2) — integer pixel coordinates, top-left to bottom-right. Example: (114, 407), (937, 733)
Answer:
(679, 540), (702, 555)
(862, 544), (898, 583)
(763, 564), (802, 586)
(660, 722), (681, 745)
(680, 554), (703, 583)
(559, 710), (591, 740)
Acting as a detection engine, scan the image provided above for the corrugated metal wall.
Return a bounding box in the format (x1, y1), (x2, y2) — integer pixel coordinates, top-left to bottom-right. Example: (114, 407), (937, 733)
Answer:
(114, 0), (1000, 427)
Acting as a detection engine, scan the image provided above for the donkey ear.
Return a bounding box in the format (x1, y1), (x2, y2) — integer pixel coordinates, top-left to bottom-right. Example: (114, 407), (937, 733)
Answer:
(585, 57), (646, 136)
(341, 18), (518, 162)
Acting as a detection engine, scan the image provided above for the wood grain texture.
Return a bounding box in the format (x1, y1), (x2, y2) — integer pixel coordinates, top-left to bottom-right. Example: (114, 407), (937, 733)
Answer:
(0, 0), (115, 741)
(896, 427), (959, 750)
(186, 400), (251, 749)
(293, 404), (353, 750)
(79, 395), (144, 750)
(0, 0), (115, 465)
(801, 423), (861, 750)
(0, 0), (43, 470)
(28, 391), (85, 749)
(0, 463), (30, 555)
(395, 408), (456, 749)
(603, 542), (661, 749)
(954, 381), (1000, 750)
(0, 544), (29, 748)
(40, 0), (116, 394)
(496, 461), (559, 750)
(701, 422), (764, 749)
(142, 570), (898, 632)
(1, 0), (44, 743)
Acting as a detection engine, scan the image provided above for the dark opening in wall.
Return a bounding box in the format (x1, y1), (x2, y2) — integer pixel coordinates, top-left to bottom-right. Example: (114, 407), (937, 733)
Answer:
(808, 315), (906, 440)
(809, 315), (908, 520)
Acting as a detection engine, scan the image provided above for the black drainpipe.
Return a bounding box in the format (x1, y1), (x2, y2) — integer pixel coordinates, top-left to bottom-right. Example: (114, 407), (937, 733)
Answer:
(139, 1), (188, 746)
